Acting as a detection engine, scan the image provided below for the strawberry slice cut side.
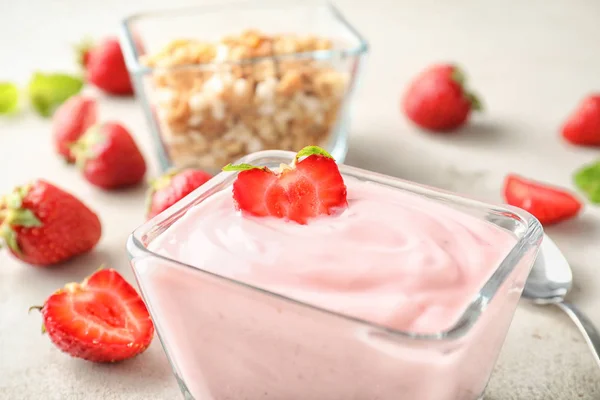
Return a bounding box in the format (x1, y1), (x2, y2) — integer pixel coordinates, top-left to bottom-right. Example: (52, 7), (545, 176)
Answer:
(225, 146), (347, 225)
(40, 268), (154, 363)
(503, 174), (582, 226)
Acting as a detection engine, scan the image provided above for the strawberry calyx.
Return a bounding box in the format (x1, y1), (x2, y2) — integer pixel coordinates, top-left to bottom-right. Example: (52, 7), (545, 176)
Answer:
(450, 65), (483, 112)
(149, 168), (182, 191)
(70, 124), (105, 169)
(145, 168), (182, 215)
(223, 146), (346, 224)
(27, 306), (47, 333)
(222, 146), (334, 173)
(0, 184), (41, 254)
(75, 37), (95, 69)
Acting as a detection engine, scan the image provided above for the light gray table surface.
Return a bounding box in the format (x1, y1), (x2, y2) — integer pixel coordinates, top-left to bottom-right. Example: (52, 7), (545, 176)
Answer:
(1, 0), (600, 398)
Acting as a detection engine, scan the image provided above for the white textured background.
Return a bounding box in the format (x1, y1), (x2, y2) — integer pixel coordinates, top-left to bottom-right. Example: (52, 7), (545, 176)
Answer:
(1, 0), (600, 398)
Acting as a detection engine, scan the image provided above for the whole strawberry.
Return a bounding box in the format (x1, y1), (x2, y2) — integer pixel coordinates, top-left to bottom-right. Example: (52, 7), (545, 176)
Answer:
(78, 37), (134, 96)
(0, 180), (101, 266)
(52, 95), (98, 162)
(32, 268), (154, 362)
(561, 94), (600, 146)
(223, 146), (347, 225)
(146, 168), (212, 219)
(71, 122), (146, 190)
(403, 63), (482, 132)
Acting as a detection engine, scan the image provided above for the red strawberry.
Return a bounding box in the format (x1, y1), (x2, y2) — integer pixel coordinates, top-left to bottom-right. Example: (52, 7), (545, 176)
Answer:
(71, 122), (146, 190)
(561, 94), (600, 146)
(0, 180), (101, 266)
(146, 168), (212, 219)
(403, 63), (482, 131)
(78, 37), (134, 96)
(32, 268), (154, 362)
(503, 174), (582, 226)
(52, 95), (98, 162)
(223, 146), (347, 224)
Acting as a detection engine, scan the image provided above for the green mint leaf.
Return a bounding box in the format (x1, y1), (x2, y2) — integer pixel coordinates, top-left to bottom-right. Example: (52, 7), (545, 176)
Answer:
(10, 209), (42, 228)
(222, 163), (264, 172)
(28, 72), (84, 117)
(574, 160), (600, 204)
(295, 146), (333, 161)
(0, 82), (19, 115)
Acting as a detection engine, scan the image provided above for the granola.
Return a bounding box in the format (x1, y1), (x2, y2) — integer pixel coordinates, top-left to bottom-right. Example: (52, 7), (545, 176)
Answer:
(140, 30), (349, 171)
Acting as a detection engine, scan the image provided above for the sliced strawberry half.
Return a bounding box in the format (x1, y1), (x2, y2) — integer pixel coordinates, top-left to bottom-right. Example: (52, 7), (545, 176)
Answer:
(33, 268), (154, 363)
(503, 174), (582, 226)
(223, 146), (347, 224)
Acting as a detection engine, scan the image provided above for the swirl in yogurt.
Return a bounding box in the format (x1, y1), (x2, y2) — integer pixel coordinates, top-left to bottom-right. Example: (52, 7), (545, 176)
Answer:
(149, 177), (516, 334)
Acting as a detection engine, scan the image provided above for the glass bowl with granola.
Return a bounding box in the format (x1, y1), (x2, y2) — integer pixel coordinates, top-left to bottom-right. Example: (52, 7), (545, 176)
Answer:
(121, 1), (368, 172)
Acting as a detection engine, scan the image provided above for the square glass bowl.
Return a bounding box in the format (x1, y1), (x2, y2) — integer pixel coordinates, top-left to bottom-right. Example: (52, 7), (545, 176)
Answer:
(120, 1), (368, 173)
(127, 150), (543, 400)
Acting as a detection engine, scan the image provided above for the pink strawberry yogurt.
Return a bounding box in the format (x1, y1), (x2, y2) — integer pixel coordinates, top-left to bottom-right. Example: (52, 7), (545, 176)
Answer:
(149, 177), (515, 334)
(135, 176), (528, 400)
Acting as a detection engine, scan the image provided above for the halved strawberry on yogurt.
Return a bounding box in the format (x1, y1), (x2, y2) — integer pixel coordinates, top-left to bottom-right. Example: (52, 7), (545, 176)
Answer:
(223, 146), (347, 224)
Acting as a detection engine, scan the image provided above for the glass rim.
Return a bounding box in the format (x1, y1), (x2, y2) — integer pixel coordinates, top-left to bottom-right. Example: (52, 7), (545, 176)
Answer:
(128, 150), (543, 342)
(119, 0), (369, 75)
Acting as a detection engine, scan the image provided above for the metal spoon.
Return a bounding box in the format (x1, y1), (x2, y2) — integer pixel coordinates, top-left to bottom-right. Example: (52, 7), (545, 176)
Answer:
(523, 233), (600, 367)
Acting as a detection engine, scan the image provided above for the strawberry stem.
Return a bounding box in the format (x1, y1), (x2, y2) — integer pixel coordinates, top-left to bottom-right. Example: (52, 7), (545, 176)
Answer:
(27, 305), (47, 334)
(450, 66), (483, 112)
(0, 183), (39, 254)
(28, 305), (43, 314)
(467, 92), (483, 112)
(146, 169), (182, 215)
(150, 168), (181, 191)
(75, 37), (95, 69)
(295, 146), (333, 161)
(450, 66), (465, 86)
(70, 124), (104, 169)
(223, 146), (333, 174)
(222, 163), (266, 172)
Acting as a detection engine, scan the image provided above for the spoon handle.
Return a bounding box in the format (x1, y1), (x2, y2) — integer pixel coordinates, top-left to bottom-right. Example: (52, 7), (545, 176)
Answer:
(555, 301), (600, 368)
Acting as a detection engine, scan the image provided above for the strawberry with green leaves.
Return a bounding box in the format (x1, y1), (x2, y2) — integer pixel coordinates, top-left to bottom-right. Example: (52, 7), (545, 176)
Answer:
(0, 180), (101, 266)
(31, 268), (154, 362)
(403, 63), (482, 132)
(223, 146), (347, 224)
(71, 122), (146, 190)
(146, 168), (212, 219)
(78, 37), (134, 96)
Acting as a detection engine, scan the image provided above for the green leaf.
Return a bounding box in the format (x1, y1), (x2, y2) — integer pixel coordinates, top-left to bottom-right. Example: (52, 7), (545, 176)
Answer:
(28, 72), (84, 117)
(295, 146), (333, 160)
(0, 224), (20, 254)
(4, 192), (22, 209)
(467, 92), (484, 112)
(0, 82), (19, 114)
(71, 125), (104, 168)
(574, 160), (600, 204)
(450, 66), (465, 86)
(222, 163), (265, 172)
(75, 37), (95, 69)
(10, 209), (42, 228)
